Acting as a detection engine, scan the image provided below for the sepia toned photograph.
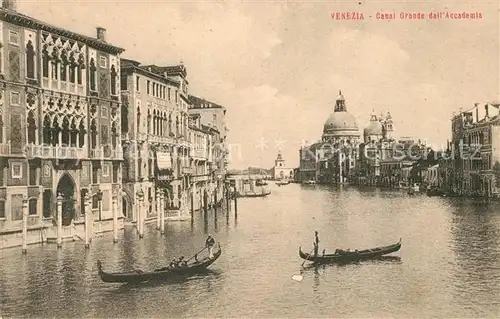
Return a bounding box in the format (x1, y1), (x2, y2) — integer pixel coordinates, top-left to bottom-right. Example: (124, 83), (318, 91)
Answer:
(0, 0), (499, 317)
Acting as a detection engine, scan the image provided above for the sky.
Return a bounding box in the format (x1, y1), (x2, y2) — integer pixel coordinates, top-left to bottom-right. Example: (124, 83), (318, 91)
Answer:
(19, 0), (499, 169)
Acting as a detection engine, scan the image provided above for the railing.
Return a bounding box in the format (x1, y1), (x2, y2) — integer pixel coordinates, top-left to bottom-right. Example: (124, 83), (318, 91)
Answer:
(148, 134), (176, 145)
(90, 147), (123, 160)
(26, 145), (87, 159)
(182, 167), (193, 175)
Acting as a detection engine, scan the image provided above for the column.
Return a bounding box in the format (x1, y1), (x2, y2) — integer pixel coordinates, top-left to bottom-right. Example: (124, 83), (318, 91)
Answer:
(56, 193), (63, 248)
(112, 189), (118, 243)
(155, 188), (160, 230)
(22, 198), (28, 254)
(84, 193), (91, 248)
(160, 191), (165, 234)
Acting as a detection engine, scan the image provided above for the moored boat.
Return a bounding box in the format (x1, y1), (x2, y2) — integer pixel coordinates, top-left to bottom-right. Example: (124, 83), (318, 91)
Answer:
(276, 179), (290, 186)
(238, 190), (271, 198)
(97, 244), (222, 283)
(299, 239), (401, 264)
(303, 180), (316, 185)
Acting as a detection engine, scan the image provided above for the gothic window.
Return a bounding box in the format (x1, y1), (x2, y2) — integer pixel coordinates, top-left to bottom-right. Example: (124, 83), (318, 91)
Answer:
(89, 58), (96, 91)
(60, 51), (68, 81)
(110, 65), (117, 95)
(42, 48), (49, 78)
(69, 64), (76, 83)
(70, 119), (77, 147)
(51, 60), (58, 80)
(43, 115), (51, 145)
(146, 80), (150, 94)
(168, 87), (171, 100)
(121, 104), (128, 134)
(26, 40), (35, 79)
(138, 157), (142, 178)
(176, 116), (179, 135)
(111, 123), (117, 148)
(90, 120), (97, 149)
(78, 121), (85, 148)
(27, 112), (36, 144)
(77, 66), (83, 85)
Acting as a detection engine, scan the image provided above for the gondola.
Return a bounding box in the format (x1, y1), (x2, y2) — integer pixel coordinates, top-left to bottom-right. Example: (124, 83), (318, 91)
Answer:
(299, 239), (401, 264)
(97, 244), (222, 284)
(238, 191), (271, 198)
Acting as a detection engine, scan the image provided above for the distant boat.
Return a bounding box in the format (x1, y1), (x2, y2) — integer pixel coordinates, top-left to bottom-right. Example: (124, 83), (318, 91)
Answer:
(303, 180), (316, 185)
(276, 179), (290, 186)
(238, 190), (271, 198)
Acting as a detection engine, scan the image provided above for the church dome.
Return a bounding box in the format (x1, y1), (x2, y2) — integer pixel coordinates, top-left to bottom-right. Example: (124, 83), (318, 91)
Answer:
(364, 111), (383, 136)
(323, 112), (359, 135)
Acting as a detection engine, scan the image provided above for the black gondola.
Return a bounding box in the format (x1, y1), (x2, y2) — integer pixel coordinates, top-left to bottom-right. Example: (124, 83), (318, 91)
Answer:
(97, 244), (222, 283)
(299, 239), (401, 264)
(237, 191), (271, 198)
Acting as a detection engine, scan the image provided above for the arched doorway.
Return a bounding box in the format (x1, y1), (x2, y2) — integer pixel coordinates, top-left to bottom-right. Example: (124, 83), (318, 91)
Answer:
(56, 174), (76, 226)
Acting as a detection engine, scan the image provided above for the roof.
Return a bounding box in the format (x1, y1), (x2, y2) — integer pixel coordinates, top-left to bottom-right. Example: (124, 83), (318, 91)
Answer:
(142, 64), (187, 79)
(120, 61), (180, 87)
(189, 95), (225, 109)
(0, 8), (124, 54)
(201, 124), (220, 134)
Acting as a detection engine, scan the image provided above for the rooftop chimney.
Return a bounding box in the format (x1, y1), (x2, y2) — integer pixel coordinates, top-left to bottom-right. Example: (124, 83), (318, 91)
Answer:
(2, 0), (17, 11)
(96, 27), (107, 42)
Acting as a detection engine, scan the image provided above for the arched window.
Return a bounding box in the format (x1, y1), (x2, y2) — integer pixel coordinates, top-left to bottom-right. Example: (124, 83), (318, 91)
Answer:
(42, 115), (51, 145)
(78, 121), (85, 148)
(42, 46), (49, 78)
(27, 112), (36, 144)
(147, 110), (151, 135)
(137, 107), (141, 133)
(89, 58), (96, 91)
(26, 40), (35, 79)
(111, 123), (117, 149)
(110, 65), (117, 95)
(90, 120), (97, 149)
(61, 117), (70, 145)
(121, 104), (128, 134)
(0, 114), (3, 143)
(168, 114), (172, 136)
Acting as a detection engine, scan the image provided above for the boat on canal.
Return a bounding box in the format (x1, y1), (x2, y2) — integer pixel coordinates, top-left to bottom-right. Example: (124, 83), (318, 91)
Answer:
(97, 244), (222, 283)
(299, 239), (401, 264)
(238, 190), (271, 198)
(276, 179), (290, 186)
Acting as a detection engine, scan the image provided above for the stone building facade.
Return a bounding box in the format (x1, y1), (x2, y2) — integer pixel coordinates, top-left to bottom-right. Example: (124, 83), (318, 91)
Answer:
(0, 1), (124, 245)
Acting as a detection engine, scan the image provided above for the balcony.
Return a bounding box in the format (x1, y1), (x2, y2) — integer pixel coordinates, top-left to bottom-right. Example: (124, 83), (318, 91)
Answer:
(182, 167), (193, 175)
(26, 145), (87, 159)
(90, 146), (123, 160)
(157, 168), (174, 181)
(148, 134), (176, 145)
(0, 143), (11, 156)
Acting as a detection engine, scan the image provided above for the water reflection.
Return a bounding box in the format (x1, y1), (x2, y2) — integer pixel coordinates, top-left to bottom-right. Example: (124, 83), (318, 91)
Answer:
(448, 198), (500, 316)
(1, 185), (500, 317)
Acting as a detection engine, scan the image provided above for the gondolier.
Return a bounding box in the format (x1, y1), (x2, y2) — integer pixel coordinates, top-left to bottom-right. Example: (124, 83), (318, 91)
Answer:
(206, 235), (216, 258)
(313, 231), (320, 257)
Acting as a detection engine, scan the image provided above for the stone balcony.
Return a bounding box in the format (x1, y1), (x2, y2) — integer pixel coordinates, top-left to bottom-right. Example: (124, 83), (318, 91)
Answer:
(90, 146), (123, 160)
(182, 167), (193, 175)
(26, 145), (87, 159)
(148, 134), (176, 145)
(137, 133), (148, 141)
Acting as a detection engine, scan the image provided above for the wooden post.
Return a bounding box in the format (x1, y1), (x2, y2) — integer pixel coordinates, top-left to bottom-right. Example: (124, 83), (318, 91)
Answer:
(137, 188), (144, 239)
(56, 193), (63, 248)
(155, 188), (160, 230)
(160, 191), (165, 234)
(22, 198), (28, 254)
(112, 189), (118, 243)
(190, 189), (194, 219)
(84, 193), (91, 249)
(234, 188), (238, 218)
(203, 189), (208, 213)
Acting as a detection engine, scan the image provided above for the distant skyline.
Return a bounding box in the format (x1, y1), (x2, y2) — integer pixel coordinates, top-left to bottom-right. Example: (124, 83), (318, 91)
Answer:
(19, 0), (499, 169)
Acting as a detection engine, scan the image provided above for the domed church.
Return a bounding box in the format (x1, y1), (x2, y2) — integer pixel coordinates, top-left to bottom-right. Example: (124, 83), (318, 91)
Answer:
(313, 91), (361, 184)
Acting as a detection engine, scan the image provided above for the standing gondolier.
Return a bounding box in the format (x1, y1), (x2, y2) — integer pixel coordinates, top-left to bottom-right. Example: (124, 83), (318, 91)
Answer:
(206, 235), (216, 258)
(313, 231), (320, 257)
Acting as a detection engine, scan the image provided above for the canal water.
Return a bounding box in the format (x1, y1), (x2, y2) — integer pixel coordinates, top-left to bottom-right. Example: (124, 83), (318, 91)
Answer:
(1, 183), (500, 318)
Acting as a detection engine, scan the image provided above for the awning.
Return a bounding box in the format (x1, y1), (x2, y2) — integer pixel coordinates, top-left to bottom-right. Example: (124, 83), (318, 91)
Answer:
(157, 152), (172, 170)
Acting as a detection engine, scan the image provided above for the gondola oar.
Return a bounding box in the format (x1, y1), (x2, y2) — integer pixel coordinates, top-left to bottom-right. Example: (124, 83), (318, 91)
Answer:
(292, 247), (315, 282)
(185, 246), (208, 263)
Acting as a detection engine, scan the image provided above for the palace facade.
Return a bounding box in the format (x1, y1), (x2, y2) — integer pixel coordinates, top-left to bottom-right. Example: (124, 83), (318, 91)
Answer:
(0, 1), (124, 242)
(0, 1), (230, 247)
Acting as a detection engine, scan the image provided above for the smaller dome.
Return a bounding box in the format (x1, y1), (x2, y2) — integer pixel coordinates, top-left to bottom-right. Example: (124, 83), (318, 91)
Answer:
(364, 111), (383, 136)
(364, 121), (383, 136)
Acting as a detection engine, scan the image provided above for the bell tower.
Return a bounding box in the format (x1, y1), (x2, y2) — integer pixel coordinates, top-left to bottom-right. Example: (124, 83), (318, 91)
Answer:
(334, 90), (346, 112)
(275, 151), (285, 168)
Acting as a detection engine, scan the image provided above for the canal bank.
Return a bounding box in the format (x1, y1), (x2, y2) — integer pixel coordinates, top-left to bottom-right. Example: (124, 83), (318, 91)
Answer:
(1, 184), (499, 318)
